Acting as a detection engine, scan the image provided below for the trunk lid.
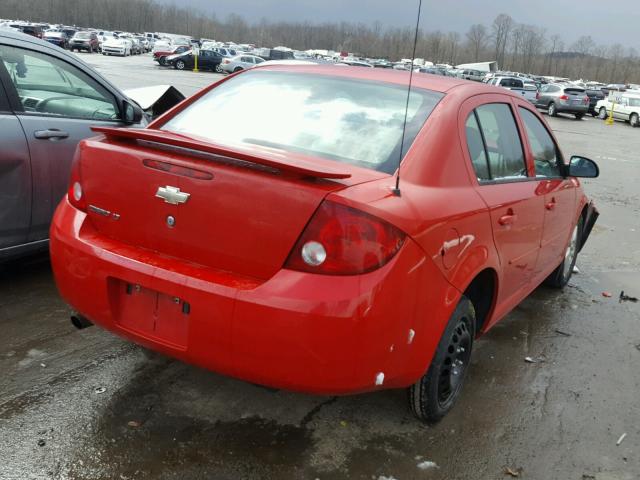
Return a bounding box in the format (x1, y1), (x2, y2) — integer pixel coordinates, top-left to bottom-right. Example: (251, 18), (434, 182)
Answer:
(79, 130), (385, 280)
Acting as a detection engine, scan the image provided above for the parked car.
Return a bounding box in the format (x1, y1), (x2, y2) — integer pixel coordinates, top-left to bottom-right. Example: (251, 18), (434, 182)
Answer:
(220, 54), (264, 73)
(135, 36), (151, 52)
(50, 66), (598, 423)
(169, 49), (224, 72)
(43, 31), (69, 49)
(102, 37), (133, 56)
(69, 31), (99, 53)
(19, 24), (44, 39)
(153, 44), (190, 65)
(488, 76), (537, 103)
(535, 84), (590, 119)
(586, 88), (606, 116)
(339, 59), (374, 68)
(128, 37), (143, 55)
(416, 66), (447, 76)
(458, 69), (484, 82)
(211, 47), (238, 58)
(596, 92), (640, 127)
(0, 30), (183, 261)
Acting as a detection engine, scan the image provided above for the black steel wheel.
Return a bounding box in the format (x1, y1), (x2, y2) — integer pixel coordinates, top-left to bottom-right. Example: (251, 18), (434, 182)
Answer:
(408, 296), (475, 424)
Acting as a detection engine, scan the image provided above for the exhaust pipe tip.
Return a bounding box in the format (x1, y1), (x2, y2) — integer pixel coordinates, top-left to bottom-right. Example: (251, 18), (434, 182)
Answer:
(71, 313), (93, 330)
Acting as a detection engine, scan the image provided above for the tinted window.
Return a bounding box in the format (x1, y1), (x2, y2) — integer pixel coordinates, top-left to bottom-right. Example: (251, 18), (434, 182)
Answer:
(0, 45), (118, 120)
(519, 108), (561, 178)
(465, 113), (490, 181)
(162, 70), (443, 173)
(475, 103), (527, 180)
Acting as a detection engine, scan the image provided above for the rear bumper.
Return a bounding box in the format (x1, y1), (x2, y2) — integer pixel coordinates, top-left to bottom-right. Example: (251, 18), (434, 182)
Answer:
(556, 103), (589, 114)
(50, 198), (451, 394)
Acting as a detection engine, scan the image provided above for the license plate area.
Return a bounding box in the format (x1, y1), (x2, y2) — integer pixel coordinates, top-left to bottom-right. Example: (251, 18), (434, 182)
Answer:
(108, 279), (190, 349)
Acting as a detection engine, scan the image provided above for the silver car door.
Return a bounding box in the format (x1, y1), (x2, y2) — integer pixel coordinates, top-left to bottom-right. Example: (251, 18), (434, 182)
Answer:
(0, 64), (31, 251)
(0, 43), (126, 242)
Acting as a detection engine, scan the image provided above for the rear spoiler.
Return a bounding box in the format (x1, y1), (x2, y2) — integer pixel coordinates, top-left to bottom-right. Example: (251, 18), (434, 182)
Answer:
(90, 127), (352, 180)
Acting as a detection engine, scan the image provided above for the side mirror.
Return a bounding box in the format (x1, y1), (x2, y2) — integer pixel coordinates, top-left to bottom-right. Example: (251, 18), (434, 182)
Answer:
(568, 156), (599, 178)
(122, 100), (143, 125)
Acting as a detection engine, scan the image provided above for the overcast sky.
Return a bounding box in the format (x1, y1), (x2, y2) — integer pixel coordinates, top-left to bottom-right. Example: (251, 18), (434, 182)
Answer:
(162, 0), (639, 47)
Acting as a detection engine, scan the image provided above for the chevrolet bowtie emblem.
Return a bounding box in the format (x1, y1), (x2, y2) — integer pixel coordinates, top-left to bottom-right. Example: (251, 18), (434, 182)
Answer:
(155, 186), (190, 205)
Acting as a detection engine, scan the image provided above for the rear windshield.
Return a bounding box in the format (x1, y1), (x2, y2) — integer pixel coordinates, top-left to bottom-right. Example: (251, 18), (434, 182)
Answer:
(161, 70), (443, 173)
(75, 32), (90, 38)
(564, 88), (585, 94)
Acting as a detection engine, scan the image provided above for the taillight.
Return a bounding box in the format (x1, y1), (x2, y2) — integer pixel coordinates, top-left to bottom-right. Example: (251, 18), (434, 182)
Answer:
(583, 96), (589, 104)
(284, 201), (405, 275)
(68, 149), (87, 212)
(223, 59), (230, 64)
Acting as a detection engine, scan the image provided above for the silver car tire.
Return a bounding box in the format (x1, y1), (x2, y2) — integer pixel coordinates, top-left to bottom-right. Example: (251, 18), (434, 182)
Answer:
(548, 102), (558, 117)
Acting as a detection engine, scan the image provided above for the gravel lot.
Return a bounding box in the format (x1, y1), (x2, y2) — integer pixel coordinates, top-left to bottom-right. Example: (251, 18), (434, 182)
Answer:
(1, 52), (639, 480)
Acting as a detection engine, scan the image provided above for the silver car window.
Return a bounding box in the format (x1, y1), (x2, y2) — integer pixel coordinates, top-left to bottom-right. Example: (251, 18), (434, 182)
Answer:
(0, 44), (118, 120)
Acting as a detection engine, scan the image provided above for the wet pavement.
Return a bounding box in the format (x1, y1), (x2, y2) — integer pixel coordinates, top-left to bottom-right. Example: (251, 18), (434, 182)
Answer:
(1, 58), (639, 480)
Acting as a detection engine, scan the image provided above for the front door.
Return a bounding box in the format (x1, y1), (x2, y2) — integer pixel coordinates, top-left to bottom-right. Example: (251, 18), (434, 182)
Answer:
(0, 42), (125, 241)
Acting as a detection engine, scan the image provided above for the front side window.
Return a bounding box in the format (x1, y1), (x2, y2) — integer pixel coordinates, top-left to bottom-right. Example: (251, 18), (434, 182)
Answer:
(519, 108), (561, 177)
(162, 70), (444, 173)
(0, 44), (118, 120)
(473, 103), (527, 181)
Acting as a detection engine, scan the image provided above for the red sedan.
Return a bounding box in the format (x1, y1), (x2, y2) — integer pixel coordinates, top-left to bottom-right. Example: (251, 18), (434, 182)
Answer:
(50, 65), (599, 423)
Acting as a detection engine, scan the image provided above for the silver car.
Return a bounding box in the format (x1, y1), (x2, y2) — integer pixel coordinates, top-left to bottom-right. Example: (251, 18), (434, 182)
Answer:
(535, 83), (590, 119)
(0, 30), (182, 261)
(220, 54), (264, 73)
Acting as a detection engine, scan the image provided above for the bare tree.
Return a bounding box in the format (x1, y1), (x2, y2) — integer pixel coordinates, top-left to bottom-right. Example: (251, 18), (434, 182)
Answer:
(492, 13), (514, 69)
(466, 24), (488, 62)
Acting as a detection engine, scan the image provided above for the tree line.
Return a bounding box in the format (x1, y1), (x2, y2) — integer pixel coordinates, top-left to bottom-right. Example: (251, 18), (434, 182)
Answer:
(1, 0), (639, 83)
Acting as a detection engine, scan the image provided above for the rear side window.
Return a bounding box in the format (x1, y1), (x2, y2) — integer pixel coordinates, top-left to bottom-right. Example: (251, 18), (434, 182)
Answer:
(465, 113), (490, 181)
(162, 70), (444, 173)
(471, 103), (527, 181)
(519, 108), (562, 178)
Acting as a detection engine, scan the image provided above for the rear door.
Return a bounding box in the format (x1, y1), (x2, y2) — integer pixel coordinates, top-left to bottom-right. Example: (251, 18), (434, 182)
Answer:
(517, 105), (576, 276)
(462, 96), (544, 304)
(0, 42), (126, 241)
(0, 64), (31, 251)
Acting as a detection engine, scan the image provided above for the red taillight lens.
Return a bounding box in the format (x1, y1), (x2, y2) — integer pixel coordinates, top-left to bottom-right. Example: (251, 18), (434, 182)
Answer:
(559, 94), (569, 101)
(223, 59), (230, 64)
(285, 201), (406, 275)
(67, 149), (87, 212)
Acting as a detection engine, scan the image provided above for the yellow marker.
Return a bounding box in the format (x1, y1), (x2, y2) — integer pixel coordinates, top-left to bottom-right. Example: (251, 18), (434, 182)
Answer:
(193, 51), (199, 73)
(606, 99), (615, 125)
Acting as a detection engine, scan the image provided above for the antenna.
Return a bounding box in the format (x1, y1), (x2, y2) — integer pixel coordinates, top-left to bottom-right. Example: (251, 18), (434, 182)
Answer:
(393, 0), (423, 197)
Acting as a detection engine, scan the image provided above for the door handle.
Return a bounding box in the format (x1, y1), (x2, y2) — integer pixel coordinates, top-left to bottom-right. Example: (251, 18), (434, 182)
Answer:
(498, 213), (517, 225)
(545, 199), (557, 210)
(34, 129), (69, 140)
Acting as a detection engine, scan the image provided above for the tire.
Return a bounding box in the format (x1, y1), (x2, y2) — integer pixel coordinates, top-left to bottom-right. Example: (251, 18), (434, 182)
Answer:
(215, 63), (223, 73)
(408, 296), (475, 424)
(175, 60), (186, 70)
(233, 66), (243, 73)
(598, 107), (608, 120)
(548, 102), (558, 117)
(630, 113), (639, 127)
(575, 113), (584, 120)
(158, 57), (166, 66)
(544, 216), (583, 288)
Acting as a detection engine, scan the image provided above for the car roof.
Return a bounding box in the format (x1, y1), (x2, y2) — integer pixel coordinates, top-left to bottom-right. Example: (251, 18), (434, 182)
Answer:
(252, 64), (526, 97)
